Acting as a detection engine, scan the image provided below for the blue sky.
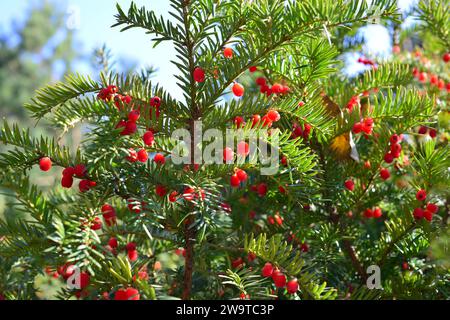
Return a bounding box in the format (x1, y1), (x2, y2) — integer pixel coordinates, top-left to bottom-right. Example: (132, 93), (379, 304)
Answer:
(0, 0), (417, 99)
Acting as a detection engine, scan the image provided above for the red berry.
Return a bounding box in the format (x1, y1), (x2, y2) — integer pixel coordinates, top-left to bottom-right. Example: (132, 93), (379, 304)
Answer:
(193, 67), (205, 83)
(274, 214), (283, 226)
(426, 203), (439, 214)
(373, 207), (383, 218)
(143, 131), (155, 146)
(63, 166), (75, 177)
(183, 188), (195, 202)
(125, 242), (137, 252)
(91, 217), (103, 231)
(223, 47), (233, 59)
(352, 122), (363, 134)
(271, 83), (283, 94)
(107, 85), (118, 95)
(123, 120), (138, 136)
(281, 156), (288, 166)
(153, 153), (166, 165)
(237, 141), (250, 157)
(236, 169), (248, 182)
(102, 204), (116, 216)
(155, 185), (168, 197)
(344, 179), (355, 191)
(234, 116), (245, 128)
(300, 243), (309, 252)
(79, 180), (91, 193)
(114, 288), (140, 300)
(262, 262), (274, 277)
(429, 129), (437, 138)
(384, 152), (394, 164)
(413, 207), (424, 220)
(169, 191), (179, 203)
(390, 143), (402, 156)
(443, 53), (450, 63)
(249, 66), (258, 73)
(231, 257), (244, 269)
(361, 118), (374, 135)
(418, 72), (427, 82)
(137, 149), (149, 163)
(230, 174), (241, 188)
(418, 126), (428, 135)
(390, 134), (400, 144)
(364, 209), (374, 218)
(423, 209), (433, 222)
(39, 157), (52, 172)
(108, 237), (118, 249)
(74, 164), (87, 177)
(126, 149), (138, 163)
(232, 83), (245, 97)
(128, 249), (138, 262)
(251, 114), (261, 128)
(266, 109), (281, 122)
(128, 110), (140, 122)
(380, 168), (390, 181)
(256, 77), (266, 86)
(150, 96), (161, 108)
(122, 95), (132, 104)
(223, 147), (234, 163)
(257, 183), (268, 197)
(287, 279), (299, 294)
(79, 272), (90, 289)
(416, 189), (427, 201)
(272, 271), (287, 288)
(247, 252), (257, 262)
(61, 175), (74, 188)
(261, 115), (273, 128)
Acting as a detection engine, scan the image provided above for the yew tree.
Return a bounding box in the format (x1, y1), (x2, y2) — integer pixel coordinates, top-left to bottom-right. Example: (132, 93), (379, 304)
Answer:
(0, 0), (448, 300)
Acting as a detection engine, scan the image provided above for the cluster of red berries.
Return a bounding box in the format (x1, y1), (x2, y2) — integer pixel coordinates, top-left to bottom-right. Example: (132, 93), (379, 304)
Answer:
(384, 134), (403, 164)
(418, 126), (438, 138)
(413, 190), (439, 222)
(56, 263), (90, 290)
(116, 107), (145, 136)
(261, 262), (299, 294)
(97, 85), (119, 102)
(412, 68), (450, 92)
(291, 121), (312, 140)
(249, 182), (268, 197)
(98, 84), (162, 136)
(230, 168), (248, 188)
(126, 148), (148, 163)
(267, 213), (284, 226)
(233, 110), (281, 131)
(98, 85), (134, 110)
(352, 117), (374, 136)
(364, 207), (383, 219)
(60, 163), (96, 192)
(255, 77), (290, 97)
